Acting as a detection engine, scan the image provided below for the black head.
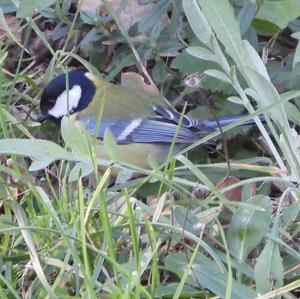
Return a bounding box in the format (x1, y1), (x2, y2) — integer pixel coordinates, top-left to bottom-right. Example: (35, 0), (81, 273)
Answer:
(39, 70), (96, 122)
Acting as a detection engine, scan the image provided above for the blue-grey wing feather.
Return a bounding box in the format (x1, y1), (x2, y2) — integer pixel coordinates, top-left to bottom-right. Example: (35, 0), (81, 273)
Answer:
(153, 105), (258, 130)
(153, 106), (201, 129)
(79, 116), (201, 144)
(122, 119), (198, 144)
(79, 105), (257, 145)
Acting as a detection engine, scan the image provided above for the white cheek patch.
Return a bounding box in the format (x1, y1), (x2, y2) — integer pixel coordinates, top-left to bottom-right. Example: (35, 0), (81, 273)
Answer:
(48, 85), (82, 118)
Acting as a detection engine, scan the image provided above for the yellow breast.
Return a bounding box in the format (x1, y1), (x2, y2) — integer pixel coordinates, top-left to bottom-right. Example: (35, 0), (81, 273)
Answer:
(95, 142), (173, 170)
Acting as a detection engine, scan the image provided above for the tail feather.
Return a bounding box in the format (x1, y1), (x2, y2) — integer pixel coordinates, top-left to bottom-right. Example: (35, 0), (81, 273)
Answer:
(199, 114), (262, 130)
(152, 105), (263, 131)
(201, 114), (255, 130)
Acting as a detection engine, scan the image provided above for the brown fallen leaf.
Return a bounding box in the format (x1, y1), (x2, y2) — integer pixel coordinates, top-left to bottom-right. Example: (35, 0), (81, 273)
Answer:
(80, 0), (169, 32)
(28, 29), (53, 64)
(80, 0), (101, 12)
(0, 14), (19, 42)
(217, 176), (242, 202)
(217, 176), (256, 202)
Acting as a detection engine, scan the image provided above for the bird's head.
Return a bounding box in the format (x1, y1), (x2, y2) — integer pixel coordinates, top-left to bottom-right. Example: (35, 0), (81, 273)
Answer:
(38, 70), (96, 122)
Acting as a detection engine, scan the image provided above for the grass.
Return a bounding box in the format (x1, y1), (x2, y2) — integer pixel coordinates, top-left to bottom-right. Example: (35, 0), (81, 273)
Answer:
(0, 0), (300, 298)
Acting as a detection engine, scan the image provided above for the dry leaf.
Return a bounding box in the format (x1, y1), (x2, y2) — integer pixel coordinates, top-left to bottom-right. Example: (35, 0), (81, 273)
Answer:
(0, 15), (19, 42)
(80, 0), (101, 12)
(80, 0), (168, 32)
(217, 176), (242, 202)
(217, 176), (256, 210)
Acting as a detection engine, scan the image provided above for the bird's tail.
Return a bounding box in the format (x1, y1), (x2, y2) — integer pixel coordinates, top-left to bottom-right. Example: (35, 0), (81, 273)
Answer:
(199, 114), (262, 130)
(152, 105), (262, 131)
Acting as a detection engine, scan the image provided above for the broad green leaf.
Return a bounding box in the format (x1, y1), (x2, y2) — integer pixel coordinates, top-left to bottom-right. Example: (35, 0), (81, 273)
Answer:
(241, 40), (270, 81)
(252, 18), (281, 36)
(198, 0), (243, 66)
(182, 0), (212, 45)
(202, 77), (235, 94)
(29, 159), (57, 172)
(293, 36), (300, 69)
(204, 69), (231, 84)
(237, 2), (257, 36)
(152, 60), (166, 84)
(0, 139), (79, 171)
(227, 195), (272, 263)
(243, 26), (259, 51)
(103, 129), (121, 162)
(186, 46), (217, 62)
(243, 66), (288, 124)
(115, 168), (134, 184)
(254, 240), (284, 294)
(138, 0), (170, 32)
(282, 202), (300, 230)
(61, 117), (91, 157)
(80, 10), (98, 25)
(275, 64), (300, 91)
(174, 206), (199, 235)
(165, 252), (258, 299)
(0, 0), (17, 13)
(227, 96), (243, 105)
(280, 90), (300, 102)
(284, 102), (300, 126)
(216, 251), (254, 280)
(256, 0), (300, 31)
(16, 0), (55, 18)
(170, 51), (217, 75)
(69, 161), (94, 183)
(292, 33), (300, 69)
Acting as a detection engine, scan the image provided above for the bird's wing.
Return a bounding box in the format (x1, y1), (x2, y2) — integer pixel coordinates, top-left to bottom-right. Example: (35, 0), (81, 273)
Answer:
(78, 111), (202, 145)
(80, 117), (201, 144)
(78, 106), (256, 145)
(152, 106), (203, 129)
(153, 106), (258, 130)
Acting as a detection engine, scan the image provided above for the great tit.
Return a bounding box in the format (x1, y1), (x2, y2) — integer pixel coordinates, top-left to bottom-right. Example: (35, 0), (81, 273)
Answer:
(38, 70), (256, 169)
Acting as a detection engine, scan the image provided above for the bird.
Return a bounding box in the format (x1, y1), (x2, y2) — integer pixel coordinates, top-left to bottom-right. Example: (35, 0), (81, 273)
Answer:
(38, 69), (257, 170)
